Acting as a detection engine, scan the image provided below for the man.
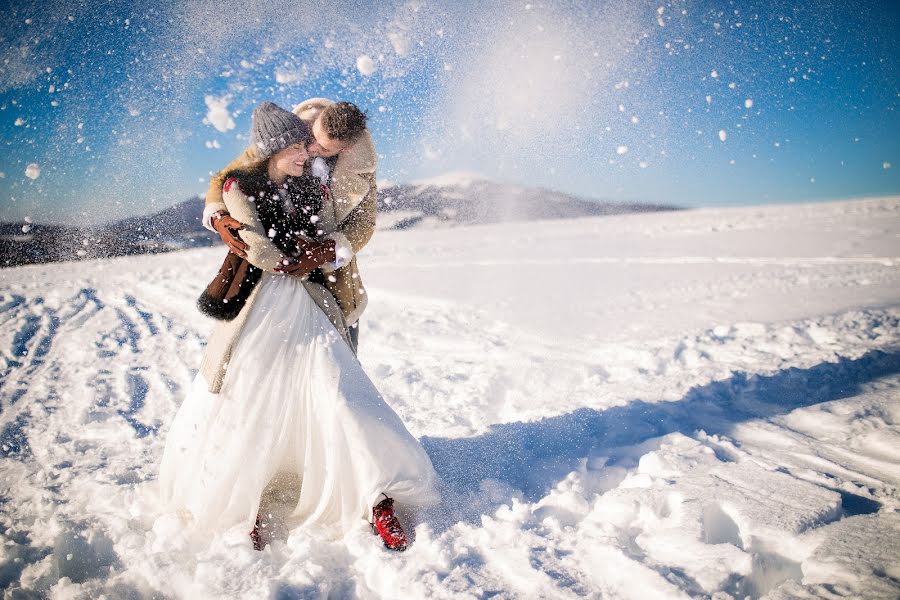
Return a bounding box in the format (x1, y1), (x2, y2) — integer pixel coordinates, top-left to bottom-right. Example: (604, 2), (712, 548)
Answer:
(203, 99), (376, 351)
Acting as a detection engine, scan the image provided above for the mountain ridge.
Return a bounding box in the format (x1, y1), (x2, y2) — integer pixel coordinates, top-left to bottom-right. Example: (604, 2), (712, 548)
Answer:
(0, 175), (678, 267)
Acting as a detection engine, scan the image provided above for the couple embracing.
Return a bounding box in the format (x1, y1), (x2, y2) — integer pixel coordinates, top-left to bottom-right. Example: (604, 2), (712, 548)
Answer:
(158, 99), (439, 552)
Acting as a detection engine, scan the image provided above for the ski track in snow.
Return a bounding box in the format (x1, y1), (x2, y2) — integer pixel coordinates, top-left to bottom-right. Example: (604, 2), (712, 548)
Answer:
(1, 198), (899, 599)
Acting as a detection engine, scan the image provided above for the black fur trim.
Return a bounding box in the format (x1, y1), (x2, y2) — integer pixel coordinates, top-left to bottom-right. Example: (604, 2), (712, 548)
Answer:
(197, 289), (244, 321)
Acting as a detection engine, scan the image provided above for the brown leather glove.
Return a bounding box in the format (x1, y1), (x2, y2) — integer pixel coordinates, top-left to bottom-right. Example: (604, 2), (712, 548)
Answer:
(213, 213), (248, 258)
(277, 239), (337, 278)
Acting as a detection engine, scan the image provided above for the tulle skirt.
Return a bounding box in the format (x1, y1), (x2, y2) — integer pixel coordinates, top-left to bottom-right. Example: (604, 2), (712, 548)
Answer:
(158, 273), (439, 536)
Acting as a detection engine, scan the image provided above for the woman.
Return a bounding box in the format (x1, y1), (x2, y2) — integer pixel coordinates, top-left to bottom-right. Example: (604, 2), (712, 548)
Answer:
(159, 102), (439, 552)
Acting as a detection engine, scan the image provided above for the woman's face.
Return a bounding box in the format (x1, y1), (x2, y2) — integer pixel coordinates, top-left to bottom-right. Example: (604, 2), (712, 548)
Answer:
(270, 143), (309, 178)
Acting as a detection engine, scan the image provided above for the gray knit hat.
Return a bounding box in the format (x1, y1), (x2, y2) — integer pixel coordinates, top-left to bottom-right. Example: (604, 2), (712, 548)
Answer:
(251, 101), (311, 159)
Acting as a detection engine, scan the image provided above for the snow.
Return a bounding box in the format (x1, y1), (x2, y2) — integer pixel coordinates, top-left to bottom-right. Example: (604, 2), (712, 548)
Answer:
(24, 163), (40, 179)
(408, 170), (487, 188)
(616, 145), (629, 155)
(719, 129), (728, 142)
(356, 55), (376, 76)
(1, 198), (899, 598)
(745, 98), (754, 109)
(203, 94), (235, 133)
(387, 32), (409, 56)
(274, 65), (305, 84)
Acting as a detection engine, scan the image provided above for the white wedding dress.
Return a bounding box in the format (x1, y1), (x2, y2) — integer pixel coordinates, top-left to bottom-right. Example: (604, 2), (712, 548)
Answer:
(158, 272), (440, 537)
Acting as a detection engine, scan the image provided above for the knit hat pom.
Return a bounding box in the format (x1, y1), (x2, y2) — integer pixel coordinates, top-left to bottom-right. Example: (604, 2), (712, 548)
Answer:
(251, 101), (311, 159)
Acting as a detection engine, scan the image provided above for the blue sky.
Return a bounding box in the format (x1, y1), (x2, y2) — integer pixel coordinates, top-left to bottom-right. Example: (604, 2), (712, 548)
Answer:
(0, 0), (897, 225)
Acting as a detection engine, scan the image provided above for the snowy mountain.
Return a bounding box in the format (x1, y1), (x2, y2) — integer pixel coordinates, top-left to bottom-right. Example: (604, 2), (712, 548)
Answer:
(1, 197), (898, 598)
(0, 174), (675, 267)
(0, 201), (218, 268)
(376, 172), (676, 230)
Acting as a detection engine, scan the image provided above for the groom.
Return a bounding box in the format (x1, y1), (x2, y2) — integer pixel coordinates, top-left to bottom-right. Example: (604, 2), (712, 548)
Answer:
(203, 99), (376, 351)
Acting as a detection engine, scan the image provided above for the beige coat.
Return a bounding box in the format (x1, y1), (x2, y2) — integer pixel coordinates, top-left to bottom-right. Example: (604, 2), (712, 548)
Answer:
(204, 97), (377, 326)
(199, 178), (351, 393)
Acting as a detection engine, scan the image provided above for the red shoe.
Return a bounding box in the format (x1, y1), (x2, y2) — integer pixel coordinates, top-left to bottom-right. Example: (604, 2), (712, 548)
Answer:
(250, 513), (263, 551)
(372, 494), (408, 551)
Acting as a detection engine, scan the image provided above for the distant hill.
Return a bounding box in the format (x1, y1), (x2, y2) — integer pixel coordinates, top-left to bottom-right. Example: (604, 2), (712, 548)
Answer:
(0, 201), (219, 268)
(0, 174), (677, 267)
(376, 172), (676, 230)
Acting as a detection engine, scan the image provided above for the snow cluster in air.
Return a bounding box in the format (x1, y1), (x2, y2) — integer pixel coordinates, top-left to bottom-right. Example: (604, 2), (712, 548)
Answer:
(204, 95), (235, 133)
(274, 65), (306, 84)
(387, 32), (409, 56)
(356, 55), (376, 76)
(25, 163), (40, 179)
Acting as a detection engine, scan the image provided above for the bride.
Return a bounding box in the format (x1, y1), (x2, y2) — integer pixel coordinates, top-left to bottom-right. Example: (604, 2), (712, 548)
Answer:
(158, 101), (439, 552)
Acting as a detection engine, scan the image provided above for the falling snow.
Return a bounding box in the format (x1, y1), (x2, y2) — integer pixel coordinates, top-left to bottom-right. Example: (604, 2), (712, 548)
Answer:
(204, 95), (235, 133)
(356, 55), (376, 76)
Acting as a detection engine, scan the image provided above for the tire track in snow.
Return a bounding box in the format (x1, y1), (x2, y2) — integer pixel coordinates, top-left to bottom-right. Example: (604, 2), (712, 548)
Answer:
(0, 284), (204, 480)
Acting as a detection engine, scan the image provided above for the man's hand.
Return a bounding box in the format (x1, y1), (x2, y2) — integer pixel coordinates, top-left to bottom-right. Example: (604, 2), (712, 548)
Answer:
(213, 214), (248, 258)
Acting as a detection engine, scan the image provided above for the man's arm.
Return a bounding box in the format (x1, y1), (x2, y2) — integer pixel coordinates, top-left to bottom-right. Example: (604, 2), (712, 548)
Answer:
(338, 173), (377, 253)
(321, 173), (377, 272)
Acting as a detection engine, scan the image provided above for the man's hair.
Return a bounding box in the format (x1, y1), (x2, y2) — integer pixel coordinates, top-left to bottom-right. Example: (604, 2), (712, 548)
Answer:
(319, 102), (368, 142)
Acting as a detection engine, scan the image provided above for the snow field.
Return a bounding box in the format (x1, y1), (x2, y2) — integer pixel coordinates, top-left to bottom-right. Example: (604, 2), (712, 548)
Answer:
(0, 198), (899, 598)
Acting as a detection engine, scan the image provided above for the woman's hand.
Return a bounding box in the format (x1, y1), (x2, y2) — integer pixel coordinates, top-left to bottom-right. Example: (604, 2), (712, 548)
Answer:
(297, 238), (337, 265)
(213, 213), (248, 258)
(275, 239), (337, 278)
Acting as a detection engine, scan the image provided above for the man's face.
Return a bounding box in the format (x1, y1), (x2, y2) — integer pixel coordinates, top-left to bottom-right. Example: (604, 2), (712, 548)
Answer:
(307, 117), (352, 158)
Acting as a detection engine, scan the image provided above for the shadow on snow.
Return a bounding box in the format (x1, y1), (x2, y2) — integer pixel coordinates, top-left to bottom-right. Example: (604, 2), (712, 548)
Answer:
(420, 349), (900, 532)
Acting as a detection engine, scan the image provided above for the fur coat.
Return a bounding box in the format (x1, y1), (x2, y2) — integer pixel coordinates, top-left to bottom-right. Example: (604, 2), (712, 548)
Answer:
(198, 170), (350, 393)
(203, 98), (376, 326)
(198, 167), (326, 320)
